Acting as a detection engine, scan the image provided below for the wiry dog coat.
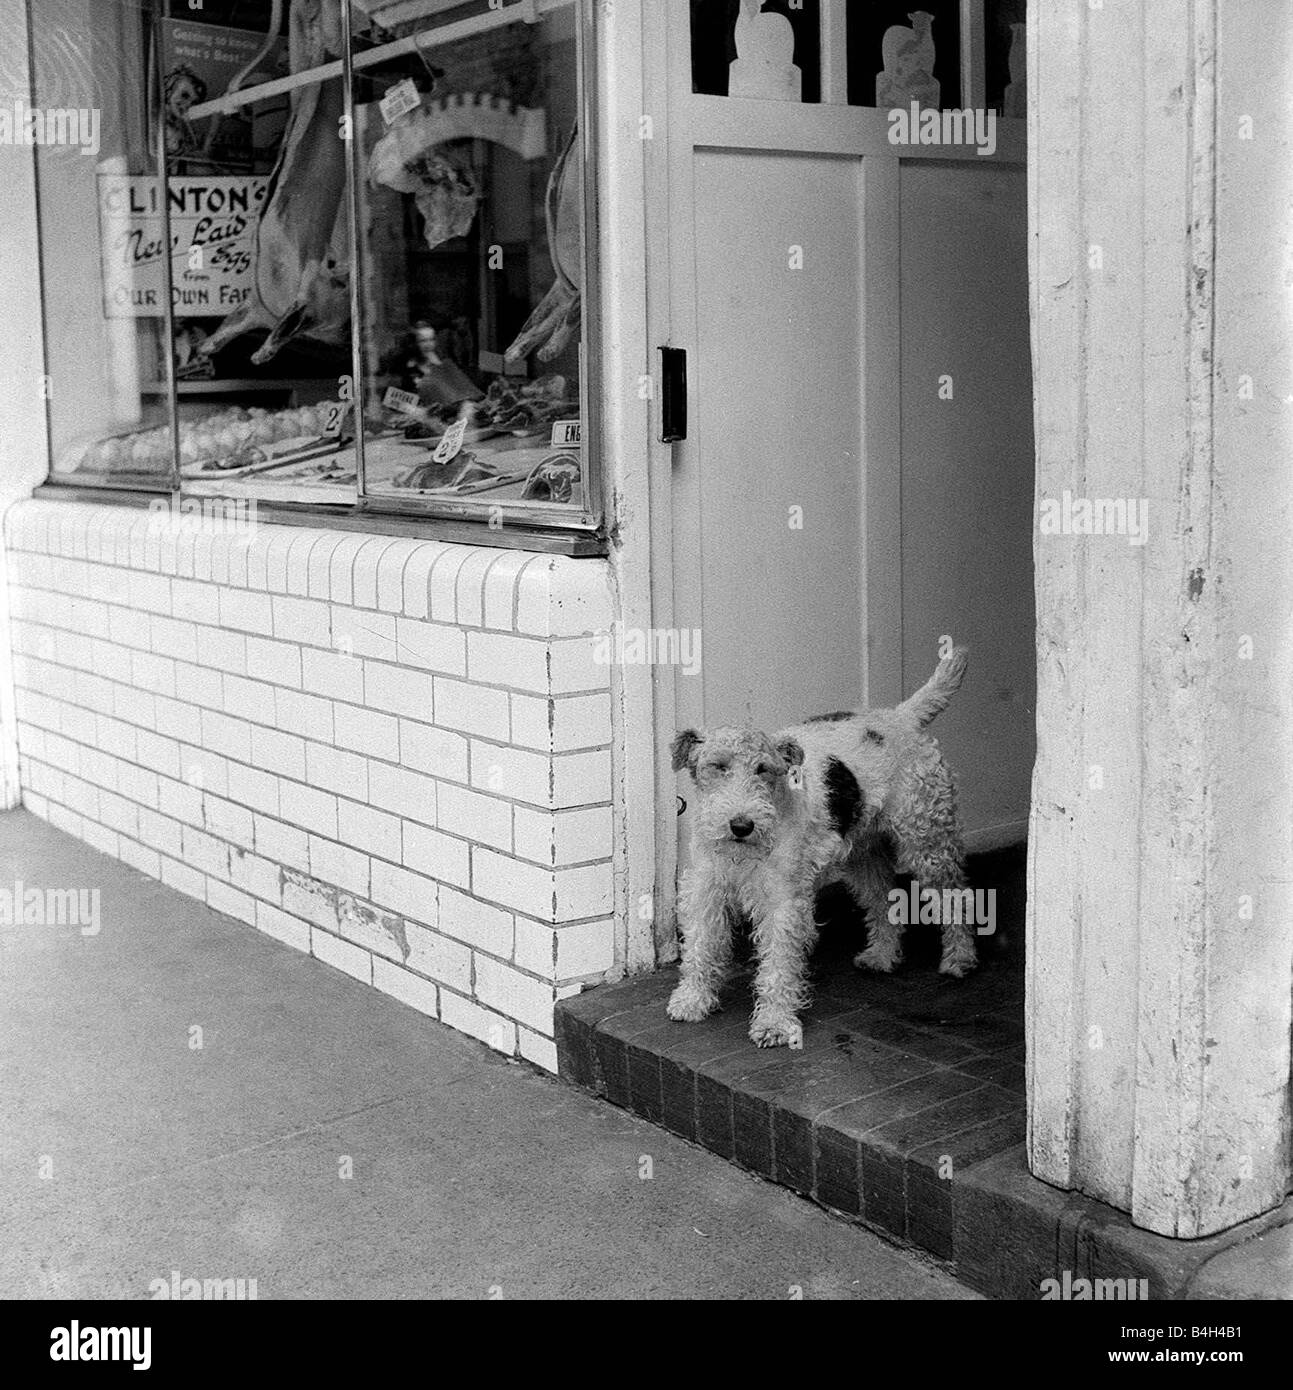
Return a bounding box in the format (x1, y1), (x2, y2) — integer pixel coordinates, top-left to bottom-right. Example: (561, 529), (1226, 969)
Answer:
(668, 648), (973, 1048)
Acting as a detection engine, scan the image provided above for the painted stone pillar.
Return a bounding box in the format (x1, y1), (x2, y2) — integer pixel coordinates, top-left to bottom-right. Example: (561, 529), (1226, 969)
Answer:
(1027, 0), (1293, 1236)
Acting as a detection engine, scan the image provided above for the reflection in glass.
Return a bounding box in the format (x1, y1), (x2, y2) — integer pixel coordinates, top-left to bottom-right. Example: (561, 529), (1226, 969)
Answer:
(690, 0), (820, 102)
(847, 3), (962, 110)
(32, 0), (175, 485)
(985, 0), (1027, 117)
(32, 0), (592, 520)
(354, 2), (587, 512)
(161, 0), (357, 506)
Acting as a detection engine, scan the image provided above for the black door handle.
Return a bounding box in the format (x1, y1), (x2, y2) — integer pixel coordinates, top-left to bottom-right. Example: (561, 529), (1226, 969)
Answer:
(659, 346), (687, 443)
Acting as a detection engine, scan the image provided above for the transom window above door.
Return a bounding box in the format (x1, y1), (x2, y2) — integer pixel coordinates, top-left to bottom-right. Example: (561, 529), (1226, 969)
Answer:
(689, 0), (1027, 114)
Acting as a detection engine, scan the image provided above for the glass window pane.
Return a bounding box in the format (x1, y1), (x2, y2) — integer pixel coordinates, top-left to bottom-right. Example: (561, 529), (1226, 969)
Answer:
(847, 3), (962, 110)
(352, 0), (590, 515)
(691, 1), (820, 102)
(31, 0), (174, 487)
(164, 0), (358, 507)
(985, 0), (1027, 117)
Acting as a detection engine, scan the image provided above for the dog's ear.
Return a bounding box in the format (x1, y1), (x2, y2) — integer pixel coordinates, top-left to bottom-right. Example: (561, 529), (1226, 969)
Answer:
(775, 736), (805, 771)
(670, 729), (704, 774)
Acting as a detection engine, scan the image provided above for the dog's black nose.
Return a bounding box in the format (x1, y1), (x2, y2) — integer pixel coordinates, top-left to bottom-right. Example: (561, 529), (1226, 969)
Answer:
(729, 817), (755, 840)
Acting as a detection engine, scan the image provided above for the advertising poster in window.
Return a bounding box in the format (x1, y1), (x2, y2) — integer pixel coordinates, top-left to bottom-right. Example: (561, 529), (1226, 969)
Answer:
(159, 18), (287, 172)
(97, 175), (270, 320)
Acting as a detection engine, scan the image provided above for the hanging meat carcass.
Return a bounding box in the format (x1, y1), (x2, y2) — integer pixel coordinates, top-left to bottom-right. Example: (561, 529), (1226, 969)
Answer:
(505, 124), (581, 364)
(368, 106), (482, 250)
(199, 0), (352, 365)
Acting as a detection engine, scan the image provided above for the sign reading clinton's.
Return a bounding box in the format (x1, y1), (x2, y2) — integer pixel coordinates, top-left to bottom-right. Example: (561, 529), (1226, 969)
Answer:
(96, 175), (268, 319)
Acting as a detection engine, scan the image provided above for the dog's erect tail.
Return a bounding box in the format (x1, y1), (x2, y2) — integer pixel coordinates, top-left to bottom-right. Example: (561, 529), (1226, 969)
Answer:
(897, 647), (969, 728)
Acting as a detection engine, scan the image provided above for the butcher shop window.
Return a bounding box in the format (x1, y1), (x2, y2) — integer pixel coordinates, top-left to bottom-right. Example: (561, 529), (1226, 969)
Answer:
(30, 0), (598, 531)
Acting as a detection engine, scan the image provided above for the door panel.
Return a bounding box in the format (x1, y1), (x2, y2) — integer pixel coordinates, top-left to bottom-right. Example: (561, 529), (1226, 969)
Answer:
(687, 148), (865, 732)
(655, 0), (1036, 896)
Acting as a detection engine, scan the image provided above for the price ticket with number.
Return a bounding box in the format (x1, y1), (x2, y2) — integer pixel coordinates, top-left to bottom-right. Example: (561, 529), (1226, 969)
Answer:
(432, 416), (469, 464)
(321, 402), (351, 437)
(380, 78), (421, 126)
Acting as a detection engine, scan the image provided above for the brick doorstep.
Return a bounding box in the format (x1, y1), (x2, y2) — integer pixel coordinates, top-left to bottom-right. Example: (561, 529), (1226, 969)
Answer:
(555, 965), (1292, 1300)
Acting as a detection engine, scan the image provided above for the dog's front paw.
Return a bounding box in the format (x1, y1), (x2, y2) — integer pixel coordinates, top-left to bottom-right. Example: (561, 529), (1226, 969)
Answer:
(667, 981), (719, 1023)
(854, 944), (902, 973)
(938, 951), (978, 978)
(748, 1011), (803, 1049)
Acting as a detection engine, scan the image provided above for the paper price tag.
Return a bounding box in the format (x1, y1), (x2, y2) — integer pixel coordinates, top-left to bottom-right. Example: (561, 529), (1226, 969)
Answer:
(380, 78), (421, 126)
(321, 402), (351, 437)
(433, 416), (468, 463)
(549, 420), (582, 447)
(383, 386), (421, 415)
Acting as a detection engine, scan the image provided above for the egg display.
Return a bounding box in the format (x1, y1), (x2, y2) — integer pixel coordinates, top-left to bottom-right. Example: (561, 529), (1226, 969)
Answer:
(66, 402), (344, 477)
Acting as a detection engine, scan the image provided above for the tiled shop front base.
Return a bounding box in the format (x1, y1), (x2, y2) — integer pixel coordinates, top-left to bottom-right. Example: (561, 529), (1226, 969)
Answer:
(555, 854), (1292, 1299)
(4, 500), (621, 1069)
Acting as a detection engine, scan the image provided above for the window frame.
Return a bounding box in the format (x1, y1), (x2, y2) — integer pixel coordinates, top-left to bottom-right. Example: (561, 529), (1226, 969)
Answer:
(31, 0), (605, 546)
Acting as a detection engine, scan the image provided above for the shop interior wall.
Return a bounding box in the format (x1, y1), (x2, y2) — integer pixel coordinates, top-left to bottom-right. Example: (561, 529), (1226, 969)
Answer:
(898, 157), (1036, 847)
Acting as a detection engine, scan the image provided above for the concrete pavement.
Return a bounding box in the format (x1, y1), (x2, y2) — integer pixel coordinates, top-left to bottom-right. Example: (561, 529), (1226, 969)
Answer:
(0, 809), (976, 1300)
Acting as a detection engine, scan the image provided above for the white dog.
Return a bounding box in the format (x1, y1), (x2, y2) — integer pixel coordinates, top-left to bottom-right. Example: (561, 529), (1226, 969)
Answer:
(667, 649), (973, 1048)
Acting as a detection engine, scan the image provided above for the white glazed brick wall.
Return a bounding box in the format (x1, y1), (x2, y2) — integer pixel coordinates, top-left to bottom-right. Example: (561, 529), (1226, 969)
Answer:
(3, 500), (620, 1072)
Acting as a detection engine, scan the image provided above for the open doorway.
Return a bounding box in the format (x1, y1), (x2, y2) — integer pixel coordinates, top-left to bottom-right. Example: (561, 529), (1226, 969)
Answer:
(575, 3), (1039, 1238)
(654, 0), (1035, 960)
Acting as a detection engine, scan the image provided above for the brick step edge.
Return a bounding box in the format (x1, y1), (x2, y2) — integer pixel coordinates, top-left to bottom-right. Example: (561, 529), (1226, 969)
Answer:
(554, 994), (1292, 1301)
